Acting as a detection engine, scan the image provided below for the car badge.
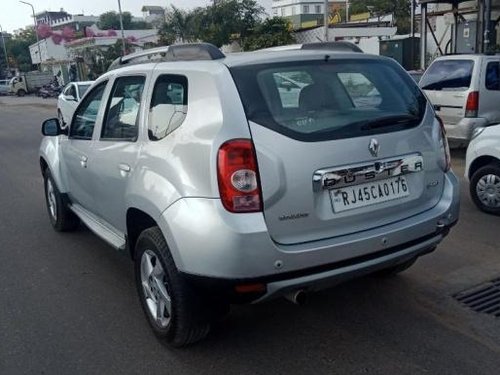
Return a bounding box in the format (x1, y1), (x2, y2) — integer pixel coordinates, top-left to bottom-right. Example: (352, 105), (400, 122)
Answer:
(368, 138), (379, 157)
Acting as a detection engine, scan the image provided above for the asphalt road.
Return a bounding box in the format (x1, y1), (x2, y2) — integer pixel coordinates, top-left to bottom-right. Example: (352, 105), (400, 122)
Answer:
(1, 97), (500, 375)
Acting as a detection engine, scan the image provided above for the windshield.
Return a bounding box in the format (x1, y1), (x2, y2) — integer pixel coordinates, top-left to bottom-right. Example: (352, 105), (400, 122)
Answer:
(77, 84), (91, 99)
(230, 59), (426, 141)
(420, 59), (474, 91)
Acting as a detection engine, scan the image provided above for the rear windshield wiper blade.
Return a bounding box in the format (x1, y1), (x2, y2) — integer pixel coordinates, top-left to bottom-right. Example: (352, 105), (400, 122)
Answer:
(360, 115), (420, 131)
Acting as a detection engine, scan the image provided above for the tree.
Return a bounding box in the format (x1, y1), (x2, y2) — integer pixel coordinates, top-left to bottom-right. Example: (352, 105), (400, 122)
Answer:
(350, 0), (410, 34)
(158, 0), (275, 48)
(242, 17), (295, 51)
(6, 27), (37, 72)
(98, 11), (152, 30)
(158, 6), (195, 45)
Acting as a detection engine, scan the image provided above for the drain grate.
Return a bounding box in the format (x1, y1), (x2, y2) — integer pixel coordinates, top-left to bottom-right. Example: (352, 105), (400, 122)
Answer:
(454, 278), (500, 317)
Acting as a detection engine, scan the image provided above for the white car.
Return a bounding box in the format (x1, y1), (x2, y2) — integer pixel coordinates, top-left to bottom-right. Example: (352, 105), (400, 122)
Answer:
(465, 125), (500, 215)
(57, 81), (93, 126)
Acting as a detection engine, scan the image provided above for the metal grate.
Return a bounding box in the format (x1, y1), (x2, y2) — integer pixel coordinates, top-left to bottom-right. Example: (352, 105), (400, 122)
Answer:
(454, 278), (500, 317)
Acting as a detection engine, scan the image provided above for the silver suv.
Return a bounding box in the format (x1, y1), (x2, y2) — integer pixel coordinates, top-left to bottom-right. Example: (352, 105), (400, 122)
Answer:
(39, 43), (460, 346)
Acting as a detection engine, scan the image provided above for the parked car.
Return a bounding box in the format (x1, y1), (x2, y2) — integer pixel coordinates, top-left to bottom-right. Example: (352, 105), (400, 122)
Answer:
(57, 81), (93, 126)
(39, 43), (459, 347)
(420, 54), (500, 146)
(465, 124), (500, 215)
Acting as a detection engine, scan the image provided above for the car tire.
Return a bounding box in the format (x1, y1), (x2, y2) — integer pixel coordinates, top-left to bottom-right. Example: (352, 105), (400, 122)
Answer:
(374, 257), (417, 277)
(43, 169), (79, 231)
(18, 89), (26, 97)
(134, 227), (211, 347)
(470, 163), (500, 215)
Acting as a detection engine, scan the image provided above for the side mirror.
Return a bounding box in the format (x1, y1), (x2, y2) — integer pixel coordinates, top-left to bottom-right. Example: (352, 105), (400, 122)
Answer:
(42, 118), (67, 136)
(65, 95), (77, 101)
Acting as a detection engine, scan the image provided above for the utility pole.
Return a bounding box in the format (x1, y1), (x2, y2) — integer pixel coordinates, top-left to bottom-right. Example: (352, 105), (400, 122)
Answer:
(0, 24), (10, 75)
(117, 0), (126, 56)
(323, 0), (329, 41)
(20, 1), (42, 70)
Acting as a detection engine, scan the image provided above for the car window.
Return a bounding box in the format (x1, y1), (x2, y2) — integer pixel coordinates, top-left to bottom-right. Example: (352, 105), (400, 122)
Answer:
(485, 62), (500, 91)
(101, 76), (145, 141)
(231, 60), (425, 142)
(68, 85), (76, 98)
(338, 73), (382, 108)
(63, 84), (72, 96)
(148, 75), (188, 140)
(420, 59), (474, 91)
(273, 72), (312, 108)
(70, 81), (107, 140)
(77, 84), (91, 99)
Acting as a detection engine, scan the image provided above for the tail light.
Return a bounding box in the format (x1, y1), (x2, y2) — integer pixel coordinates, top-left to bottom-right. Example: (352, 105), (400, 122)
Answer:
(436, 116), (451, 172)
(217, 139), (262, 213)
(465, 91), (479, 118)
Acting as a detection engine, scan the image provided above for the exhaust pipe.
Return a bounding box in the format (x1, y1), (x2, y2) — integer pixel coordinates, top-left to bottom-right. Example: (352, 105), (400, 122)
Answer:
(285, 290), (307, 305)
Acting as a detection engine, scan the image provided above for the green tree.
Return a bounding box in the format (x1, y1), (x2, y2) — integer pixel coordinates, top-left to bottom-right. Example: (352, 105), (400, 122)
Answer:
(6, 27), (37, 72)
(158, 6), (195, 45)
(158, 0), (270, 48)
(350, 0), (410, 34)
(242, 17), (295, 51)
(98, 11), (152, 30)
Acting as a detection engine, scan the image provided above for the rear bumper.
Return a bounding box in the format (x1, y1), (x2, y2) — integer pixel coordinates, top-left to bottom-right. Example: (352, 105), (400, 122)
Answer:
(158, 171), (459, 301)
(444, 117), (488, 143)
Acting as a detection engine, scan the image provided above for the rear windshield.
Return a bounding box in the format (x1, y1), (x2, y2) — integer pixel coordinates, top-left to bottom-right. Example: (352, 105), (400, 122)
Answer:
(420, 59), (474, 91)
(230, 59), (426, 142)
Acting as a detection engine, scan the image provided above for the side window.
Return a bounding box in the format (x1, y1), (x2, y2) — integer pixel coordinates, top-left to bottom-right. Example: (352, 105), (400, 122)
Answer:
(337, 72), (382, 108)
(70, 81), (107, 140)
(273, 71), (313, 108)
(101, 76), (145, 141)
(67, 84), (76, 98)
(148, 75), (188, 140)
(485, 62), (500, 91)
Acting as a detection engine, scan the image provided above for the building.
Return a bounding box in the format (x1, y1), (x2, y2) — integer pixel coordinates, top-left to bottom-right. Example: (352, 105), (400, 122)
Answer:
(34, 9), (71, 26)
(272, 0), (347, 29)
(141, 5), (165, 24)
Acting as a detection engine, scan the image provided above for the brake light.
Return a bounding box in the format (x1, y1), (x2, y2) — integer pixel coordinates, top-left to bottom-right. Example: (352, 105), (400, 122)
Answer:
(436, 116), (451, 172)
(217, 139), (262, 213)
(465, 91), (479, 118)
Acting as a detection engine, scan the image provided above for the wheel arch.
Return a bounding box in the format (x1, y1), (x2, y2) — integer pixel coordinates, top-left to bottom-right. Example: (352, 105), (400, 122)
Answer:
(126, 208), (158, 260)
(468, 155), (500, 179)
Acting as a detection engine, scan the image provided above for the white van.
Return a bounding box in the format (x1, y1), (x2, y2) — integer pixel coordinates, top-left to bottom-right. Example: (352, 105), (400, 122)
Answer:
(420, 54), (500, 146)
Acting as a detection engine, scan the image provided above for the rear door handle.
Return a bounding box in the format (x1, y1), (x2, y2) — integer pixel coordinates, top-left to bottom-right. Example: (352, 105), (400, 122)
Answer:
(118, 163), (131, 173)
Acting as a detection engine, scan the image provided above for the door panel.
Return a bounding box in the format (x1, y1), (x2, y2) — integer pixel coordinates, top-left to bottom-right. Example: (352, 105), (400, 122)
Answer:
(89, 75), (146, 232)
(62, 81), (108, 212)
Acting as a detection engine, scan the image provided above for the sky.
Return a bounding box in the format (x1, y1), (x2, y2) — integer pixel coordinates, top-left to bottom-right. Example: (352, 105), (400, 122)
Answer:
(0, 0), (273, 33)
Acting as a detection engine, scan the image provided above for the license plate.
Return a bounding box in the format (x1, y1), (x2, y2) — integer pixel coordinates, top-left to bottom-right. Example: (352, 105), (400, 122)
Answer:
(330, 176), (410, 213)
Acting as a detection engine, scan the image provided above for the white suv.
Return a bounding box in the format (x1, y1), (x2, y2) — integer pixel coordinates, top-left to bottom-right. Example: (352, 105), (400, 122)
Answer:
(420, 54), (500, 146)
(466, 124), (500, 214)
(39, 43), (459, 346)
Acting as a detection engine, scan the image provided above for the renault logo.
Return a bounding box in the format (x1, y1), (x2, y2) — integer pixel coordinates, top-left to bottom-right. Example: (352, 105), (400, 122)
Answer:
(368, 138), (379, 157)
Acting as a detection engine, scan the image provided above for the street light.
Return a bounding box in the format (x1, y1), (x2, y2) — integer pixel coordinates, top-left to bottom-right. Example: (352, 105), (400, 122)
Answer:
(117, 0), (126, 56)
(19, 0), (42, 70)
(0, 24), (10, 75)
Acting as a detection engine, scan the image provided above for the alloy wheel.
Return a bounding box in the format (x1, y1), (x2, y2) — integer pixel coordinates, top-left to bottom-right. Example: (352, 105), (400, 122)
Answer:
(140, 250), (172, 328)
(476, 174), (500, 208)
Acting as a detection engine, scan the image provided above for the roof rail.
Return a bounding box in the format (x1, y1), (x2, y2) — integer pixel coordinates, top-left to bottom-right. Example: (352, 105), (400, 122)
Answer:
(257, 41), (363, 53)
(107, 43), (226, 71)
(301, 41), (363, 53)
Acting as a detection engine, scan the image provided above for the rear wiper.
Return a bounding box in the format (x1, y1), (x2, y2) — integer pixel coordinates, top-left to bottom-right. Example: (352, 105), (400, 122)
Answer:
(360, 115), (420, 131)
